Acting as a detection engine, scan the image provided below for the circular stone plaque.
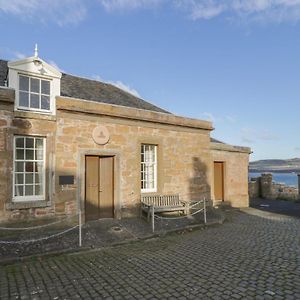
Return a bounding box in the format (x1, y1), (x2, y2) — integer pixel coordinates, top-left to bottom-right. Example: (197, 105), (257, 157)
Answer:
(92, 125), (110, 145)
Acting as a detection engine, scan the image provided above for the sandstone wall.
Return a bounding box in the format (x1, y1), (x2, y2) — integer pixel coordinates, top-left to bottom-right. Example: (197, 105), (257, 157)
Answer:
(55, 110), (212, 219)
(211, 146), (250, 208)
(0, 93), (213, 222)
(0, 109), (58, 221)
(0, 90), (250, 223)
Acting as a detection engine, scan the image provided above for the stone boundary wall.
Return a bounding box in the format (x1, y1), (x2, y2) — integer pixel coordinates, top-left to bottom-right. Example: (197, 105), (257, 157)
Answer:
(249, 173), (299, 201)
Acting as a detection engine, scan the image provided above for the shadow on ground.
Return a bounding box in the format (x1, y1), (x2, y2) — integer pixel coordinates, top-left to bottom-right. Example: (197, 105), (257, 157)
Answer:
(0, 206), (224, 262)
(250, 197), (300, 219)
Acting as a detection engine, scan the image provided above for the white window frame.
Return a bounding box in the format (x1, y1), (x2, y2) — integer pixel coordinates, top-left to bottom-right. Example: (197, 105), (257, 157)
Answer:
(13, 136), (46, 202)
(17, 73), (52, 113)
(141, 144), (157, 193)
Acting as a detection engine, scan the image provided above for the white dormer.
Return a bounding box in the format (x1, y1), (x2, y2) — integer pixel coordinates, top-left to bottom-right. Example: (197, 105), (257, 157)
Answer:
(7, 46), (62, 115)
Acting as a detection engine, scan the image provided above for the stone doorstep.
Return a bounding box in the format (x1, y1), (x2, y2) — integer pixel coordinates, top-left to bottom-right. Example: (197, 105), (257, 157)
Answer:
(0, 211), (226, 266)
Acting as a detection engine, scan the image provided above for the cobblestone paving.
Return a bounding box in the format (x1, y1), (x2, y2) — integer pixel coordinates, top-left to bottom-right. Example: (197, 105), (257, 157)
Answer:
(0, 208), (300, 299)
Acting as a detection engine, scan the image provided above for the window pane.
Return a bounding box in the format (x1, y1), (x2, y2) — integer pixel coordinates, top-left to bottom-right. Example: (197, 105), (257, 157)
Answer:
(15, 174), (24, 185)
(16, 137), (24, 148)
(25, 162), (34, 172)
(30, 78), (40, 93)
(35, 138), (43, 149)
(14, 136), (45, 200)
(15, 185), (24, 196)
(141, 144), (157, 191)
(25, 173), (34, 184)
(35, 173), (41, 183)
(41, 95), (50, 110)
(19, 76), (29, 91)
(18, 76), (51, 112)
(16, 162), (24, 172)
(25, 138), (34, 148)
(16, 149), (24, 160)
(26, 149), (34, 160)
(35, 185), (42, 195)
(30, 94), (39, 109)
(19, 91), (29, 107)
(35, 162), (43, 173)
(35, 150), (43, 160)
(41, 80), (50, 95)
(25, 185), (34, 196)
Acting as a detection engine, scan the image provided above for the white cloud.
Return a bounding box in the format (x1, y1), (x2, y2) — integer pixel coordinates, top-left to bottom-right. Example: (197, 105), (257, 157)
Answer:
(98, 0), (164, 11)
(295, 147), (300, 152)
(175, 0), (226, 20)
(0, 0), (86, 26)
(201, 112), (216, 122)
(48, 60), (65, 73)
(1, 0), (300, 25)
(0, 46), (27, 60)
(225, 115), (236, 123)
(241, 127), (280, 144)
(111, 81), (141, 97)
(175, 0), (300, 23)
(201, 112), (237, 124)
(241, 137), (255, 144)
(92, 75), (141, 97)
(13, 51), (26, 59)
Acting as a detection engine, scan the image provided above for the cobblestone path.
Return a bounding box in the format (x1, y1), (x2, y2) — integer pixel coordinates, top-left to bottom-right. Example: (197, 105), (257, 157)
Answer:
(0, 208), (299, 299)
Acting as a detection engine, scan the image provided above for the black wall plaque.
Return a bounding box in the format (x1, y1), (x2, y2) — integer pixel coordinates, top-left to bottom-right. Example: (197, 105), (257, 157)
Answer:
(59, 175), (74, 185)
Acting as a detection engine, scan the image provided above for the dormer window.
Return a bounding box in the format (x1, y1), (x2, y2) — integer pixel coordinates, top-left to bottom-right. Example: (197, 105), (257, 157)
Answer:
(19, 75), (51, 112)
(7, 48), (62, 115)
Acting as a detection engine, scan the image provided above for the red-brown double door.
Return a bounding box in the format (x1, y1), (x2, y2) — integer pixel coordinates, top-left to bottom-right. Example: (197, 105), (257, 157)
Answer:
(85, 156), (114, 221)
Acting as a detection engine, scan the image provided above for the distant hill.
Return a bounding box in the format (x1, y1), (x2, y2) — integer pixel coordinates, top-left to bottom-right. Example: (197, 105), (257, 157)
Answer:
(249, 158), (300, 173)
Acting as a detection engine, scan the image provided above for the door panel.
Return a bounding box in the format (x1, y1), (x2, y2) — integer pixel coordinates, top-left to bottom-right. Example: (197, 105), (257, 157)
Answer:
(99, 157), (114, 218)
(85, 156), (114, 221)
(85, 156), (99, 221)
(214, 162), (224, 201)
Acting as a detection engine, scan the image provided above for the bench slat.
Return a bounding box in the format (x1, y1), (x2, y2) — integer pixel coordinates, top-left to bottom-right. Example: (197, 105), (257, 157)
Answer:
(141, 194), (182, 208)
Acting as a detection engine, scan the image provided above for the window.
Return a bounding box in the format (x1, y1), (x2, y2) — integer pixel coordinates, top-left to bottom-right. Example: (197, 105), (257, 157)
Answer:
(18, 75), (51, 112)
(13, 136), (45, 201)
(141, 144), (157, 193)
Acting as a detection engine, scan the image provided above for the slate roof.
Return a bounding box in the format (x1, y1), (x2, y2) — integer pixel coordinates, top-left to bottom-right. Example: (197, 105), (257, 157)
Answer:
(61, 73), (168, 113)
(0, 60), (8, 87)
(0, 60), (238, 145)
(211, 138), (224, 144)
(0, 59), (168, 113)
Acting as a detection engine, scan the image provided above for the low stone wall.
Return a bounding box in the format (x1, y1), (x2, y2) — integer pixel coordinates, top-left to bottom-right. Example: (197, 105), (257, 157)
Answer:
(249, 173), (299, 201)
(249, 177), (260, 199)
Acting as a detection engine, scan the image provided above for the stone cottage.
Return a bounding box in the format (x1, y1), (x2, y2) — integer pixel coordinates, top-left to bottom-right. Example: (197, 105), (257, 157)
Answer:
(0, 50), (251, 223)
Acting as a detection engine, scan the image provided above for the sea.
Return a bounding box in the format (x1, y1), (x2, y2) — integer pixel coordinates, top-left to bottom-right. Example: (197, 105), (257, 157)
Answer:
(249, 172), (298, 187)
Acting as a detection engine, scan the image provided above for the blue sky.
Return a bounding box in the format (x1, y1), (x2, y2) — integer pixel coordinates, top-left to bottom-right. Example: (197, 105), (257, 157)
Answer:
(0, 0), (300, 161)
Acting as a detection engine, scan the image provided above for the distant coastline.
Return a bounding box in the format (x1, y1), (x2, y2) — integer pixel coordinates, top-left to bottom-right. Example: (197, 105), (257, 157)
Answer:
(249, 169), (300, 174)
(249, 158), (300, 174)
(249, 171), (298, 187)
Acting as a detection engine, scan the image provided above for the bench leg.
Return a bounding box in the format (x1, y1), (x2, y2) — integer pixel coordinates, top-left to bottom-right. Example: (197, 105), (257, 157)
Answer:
(147, 209), (150, 222)
(185, 203), (190, 215)
(151, 206), (155, 233)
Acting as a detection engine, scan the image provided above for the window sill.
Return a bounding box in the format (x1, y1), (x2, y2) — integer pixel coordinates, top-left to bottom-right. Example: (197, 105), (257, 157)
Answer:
(6, 200), (51, 210)
(141, 190), (158, 194)
(14, 110), (56, 121)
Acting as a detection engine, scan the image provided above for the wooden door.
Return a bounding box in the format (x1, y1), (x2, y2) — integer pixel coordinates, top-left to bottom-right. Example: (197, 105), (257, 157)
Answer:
(99, 156), (114, 218)
(214, 162), (224, 201)
(85, 156), (114, 221)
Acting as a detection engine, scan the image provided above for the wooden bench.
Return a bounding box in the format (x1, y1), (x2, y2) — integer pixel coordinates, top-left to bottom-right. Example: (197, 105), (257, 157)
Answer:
(141, 194), (187, 221)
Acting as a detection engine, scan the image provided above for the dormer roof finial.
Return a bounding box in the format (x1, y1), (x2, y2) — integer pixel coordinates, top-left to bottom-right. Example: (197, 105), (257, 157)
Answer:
(34, 44), (38, 57)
